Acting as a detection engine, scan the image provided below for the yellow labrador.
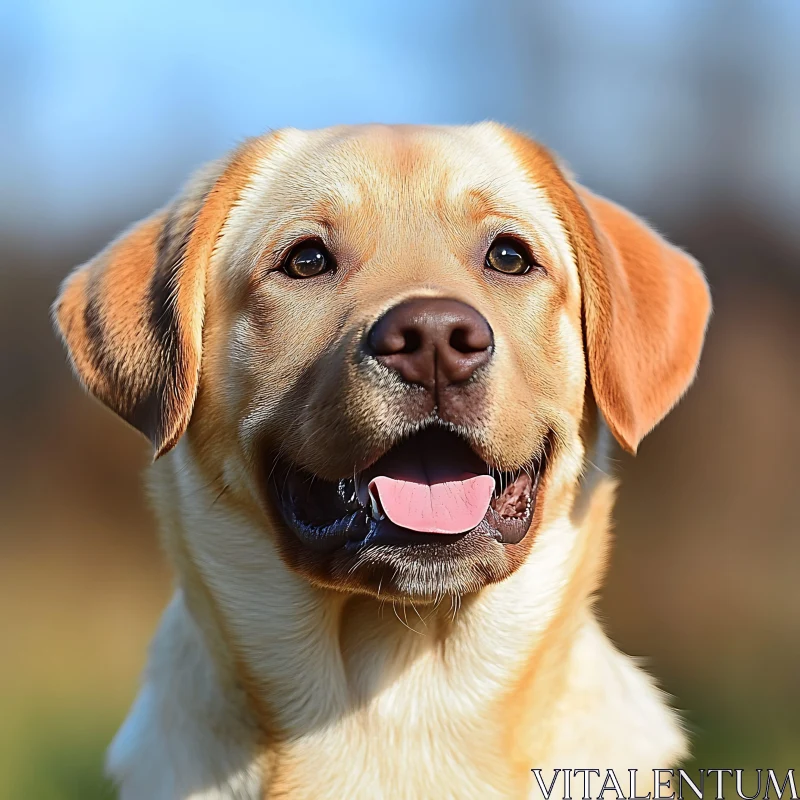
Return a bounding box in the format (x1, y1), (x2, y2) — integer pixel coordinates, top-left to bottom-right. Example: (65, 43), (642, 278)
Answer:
(53, 124), (710, 800)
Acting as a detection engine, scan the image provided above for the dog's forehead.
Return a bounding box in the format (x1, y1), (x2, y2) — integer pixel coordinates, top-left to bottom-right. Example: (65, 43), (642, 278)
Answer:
(215, 123), (577, 289)
(260, 123), (546, 207)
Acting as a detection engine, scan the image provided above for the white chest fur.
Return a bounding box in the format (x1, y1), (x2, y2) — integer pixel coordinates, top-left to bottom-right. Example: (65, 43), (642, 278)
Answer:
(107, 577), (684, 799)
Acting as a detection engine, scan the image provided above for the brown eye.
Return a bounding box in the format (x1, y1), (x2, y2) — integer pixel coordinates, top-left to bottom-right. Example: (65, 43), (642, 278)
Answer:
(282, 242), (333, 279)
(485, 238), (537, 275)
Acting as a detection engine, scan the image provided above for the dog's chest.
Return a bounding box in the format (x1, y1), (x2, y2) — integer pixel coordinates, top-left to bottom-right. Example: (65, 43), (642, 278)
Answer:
(264, 697), (523, 800)
(251, 602), (529, 798)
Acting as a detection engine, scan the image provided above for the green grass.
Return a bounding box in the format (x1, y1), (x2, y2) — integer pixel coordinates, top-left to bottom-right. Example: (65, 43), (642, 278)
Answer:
(1, 706), (120, 800)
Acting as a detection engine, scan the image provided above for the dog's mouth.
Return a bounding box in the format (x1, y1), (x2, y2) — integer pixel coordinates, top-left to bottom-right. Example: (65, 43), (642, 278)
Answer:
(268, 427), (546, 553)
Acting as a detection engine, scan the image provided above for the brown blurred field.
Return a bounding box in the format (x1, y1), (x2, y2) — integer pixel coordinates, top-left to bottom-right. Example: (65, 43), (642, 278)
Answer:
(1, 2), (798, 798)
(0, 255), (170, 797)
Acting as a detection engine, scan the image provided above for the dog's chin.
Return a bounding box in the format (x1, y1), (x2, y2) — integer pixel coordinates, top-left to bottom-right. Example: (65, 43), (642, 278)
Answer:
(262, 426), (549, 600)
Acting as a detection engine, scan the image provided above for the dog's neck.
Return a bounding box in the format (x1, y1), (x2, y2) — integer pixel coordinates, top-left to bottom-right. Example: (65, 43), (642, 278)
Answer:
(109, 431), (684, 798)
(168, 434), (602, 708)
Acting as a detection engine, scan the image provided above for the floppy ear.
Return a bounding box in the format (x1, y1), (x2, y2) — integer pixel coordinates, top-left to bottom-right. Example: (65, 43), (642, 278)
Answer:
(577, 188), (711, 453)
(52, 142), (262, 457)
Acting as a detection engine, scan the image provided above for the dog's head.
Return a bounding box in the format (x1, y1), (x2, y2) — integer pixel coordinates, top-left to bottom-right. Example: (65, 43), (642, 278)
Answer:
(53, 124), (710, 600)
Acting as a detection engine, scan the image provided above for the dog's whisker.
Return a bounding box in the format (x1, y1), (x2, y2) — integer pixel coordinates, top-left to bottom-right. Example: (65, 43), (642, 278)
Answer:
(449, 593), (463, 622)
(180, 473), (226, 502)
(391, 600), (421, 635)
(211, 484), (231, 507)
(265, 452), (283, 484)
(585, 457), (611, 477)
(408, 597), (427, 629)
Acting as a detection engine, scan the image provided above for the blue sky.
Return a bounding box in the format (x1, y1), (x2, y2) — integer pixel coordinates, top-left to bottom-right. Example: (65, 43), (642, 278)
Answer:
(1, 0), (798, 248)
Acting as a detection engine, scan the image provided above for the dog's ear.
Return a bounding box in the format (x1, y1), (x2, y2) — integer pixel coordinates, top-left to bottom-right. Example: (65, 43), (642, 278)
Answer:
(52, 144), (261, 457)
(482, 127), (710, 453)
(577, 188), (711, 453)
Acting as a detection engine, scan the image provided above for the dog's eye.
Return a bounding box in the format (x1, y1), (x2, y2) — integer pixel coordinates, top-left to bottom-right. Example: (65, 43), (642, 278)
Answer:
(282, 242), (333, 279)
(485, 238), (537, 275)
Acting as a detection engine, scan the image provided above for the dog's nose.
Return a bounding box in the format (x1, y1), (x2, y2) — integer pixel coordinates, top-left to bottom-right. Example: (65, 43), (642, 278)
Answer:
(366, 298), (493, 389)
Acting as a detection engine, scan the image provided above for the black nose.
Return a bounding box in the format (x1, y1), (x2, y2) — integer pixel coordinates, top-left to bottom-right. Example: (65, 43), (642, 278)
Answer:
(366, 298), (493, 389)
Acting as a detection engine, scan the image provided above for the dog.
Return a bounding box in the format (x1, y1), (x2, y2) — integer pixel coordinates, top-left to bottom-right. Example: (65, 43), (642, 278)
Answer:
(53, 123), (710, 799)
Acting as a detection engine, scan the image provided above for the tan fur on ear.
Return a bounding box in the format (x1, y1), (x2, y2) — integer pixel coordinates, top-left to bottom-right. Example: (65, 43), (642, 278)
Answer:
(576, 189), (711, 452)
(52, 138), (269, 457)
(498, 127), (711, 453)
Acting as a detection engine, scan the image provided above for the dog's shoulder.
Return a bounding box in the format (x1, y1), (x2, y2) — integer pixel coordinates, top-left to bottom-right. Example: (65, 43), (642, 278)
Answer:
(106, 592), (264, 800)
(547, 614), (687, 770)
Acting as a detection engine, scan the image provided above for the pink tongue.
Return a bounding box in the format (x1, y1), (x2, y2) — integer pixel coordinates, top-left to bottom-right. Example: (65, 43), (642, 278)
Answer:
(369, 474), (495, 534)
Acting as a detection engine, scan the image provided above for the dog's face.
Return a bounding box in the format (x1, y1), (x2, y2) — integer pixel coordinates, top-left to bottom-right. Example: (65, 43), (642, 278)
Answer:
(53, 124), (710, 600)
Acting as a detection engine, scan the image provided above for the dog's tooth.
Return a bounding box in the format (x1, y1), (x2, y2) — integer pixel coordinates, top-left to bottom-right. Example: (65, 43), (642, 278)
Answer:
(369, 492), (383, 521)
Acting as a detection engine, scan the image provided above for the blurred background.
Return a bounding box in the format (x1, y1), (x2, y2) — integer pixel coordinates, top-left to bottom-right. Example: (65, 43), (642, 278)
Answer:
(1, 1), (798, 797)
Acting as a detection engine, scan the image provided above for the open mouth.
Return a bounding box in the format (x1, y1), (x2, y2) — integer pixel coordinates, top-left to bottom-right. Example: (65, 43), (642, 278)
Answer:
(268, 427), (546, 553)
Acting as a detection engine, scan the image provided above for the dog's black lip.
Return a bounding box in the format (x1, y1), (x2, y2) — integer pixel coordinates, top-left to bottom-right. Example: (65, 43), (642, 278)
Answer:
(267, 428), (548, 553)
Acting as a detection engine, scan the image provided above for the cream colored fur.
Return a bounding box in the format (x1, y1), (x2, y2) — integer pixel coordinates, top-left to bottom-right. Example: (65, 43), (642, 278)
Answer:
(107, 427), (685, 799)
